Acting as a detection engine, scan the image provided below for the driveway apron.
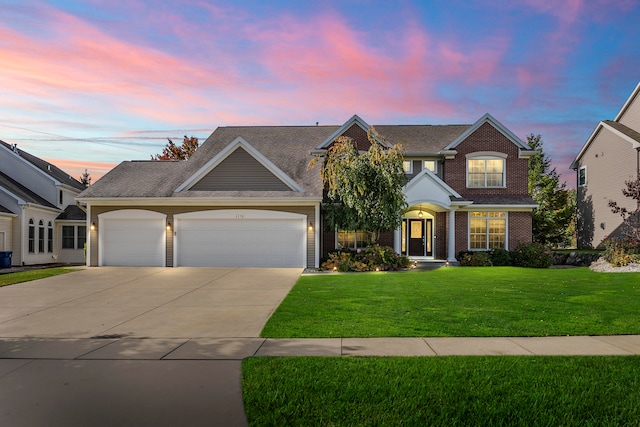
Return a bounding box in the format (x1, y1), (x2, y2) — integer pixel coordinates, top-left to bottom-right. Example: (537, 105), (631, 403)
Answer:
(0, 267), (301, 427)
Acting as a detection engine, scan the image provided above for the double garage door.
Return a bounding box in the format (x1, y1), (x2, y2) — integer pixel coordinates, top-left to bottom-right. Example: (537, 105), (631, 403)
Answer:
(99, 209), (307, 268)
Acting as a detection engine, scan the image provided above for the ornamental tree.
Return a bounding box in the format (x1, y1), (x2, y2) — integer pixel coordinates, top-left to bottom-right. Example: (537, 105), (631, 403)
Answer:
(527, 134), (575, 247)
(151, 135), (199, 160)
(608, 177), (640, 240)
(311, 126), (407, 242)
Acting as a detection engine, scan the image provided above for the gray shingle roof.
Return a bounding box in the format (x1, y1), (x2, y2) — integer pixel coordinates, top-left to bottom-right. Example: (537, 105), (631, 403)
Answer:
(0, 140), (86, 191)
(603, 120), (640, 144)
(470, 195), (537, 206)
(56, 204), (87, 221)
(77, 123), (482, 199)
(0, 171), (58, 209)
(0, 204), (14, 214)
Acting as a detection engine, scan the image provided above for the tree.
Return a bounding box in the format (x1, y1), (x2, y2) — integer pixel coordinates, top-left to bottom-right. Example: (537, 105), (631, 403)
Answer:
(310, 126), (407, 242)
(151, 135), (199, 160)
(527, 134), (575, 247)
(608, 177), (640, 240)
(79, 169), (91, 187)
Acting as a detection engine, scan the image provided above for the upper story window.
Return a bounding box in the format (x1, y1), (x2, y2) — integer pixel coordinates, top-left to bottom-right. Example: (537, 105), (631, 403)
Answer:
(59, 190), (64, 205)
(467, 153), (506, 188)
(402, 160), (412, 174)
(578, 166), (587, 187)
(423, 160), (437, 173)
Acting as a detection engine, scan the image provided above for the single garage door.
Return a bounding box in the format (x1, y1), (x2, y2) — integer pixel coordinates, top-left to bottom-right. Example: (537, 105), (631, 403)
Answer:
(174, 210), (306, 268)
(99, 210), (166, 267)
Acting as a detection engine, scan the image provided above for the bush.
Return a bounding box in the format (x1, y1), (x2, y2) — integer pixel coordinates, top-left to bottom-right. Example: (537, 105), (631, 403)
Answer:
(320, 245), (410, 272)
(602, 237), (640, 266)
(458, 251), (492, 267)
(490, 248), (512, 266)
(511, 242), (553, 268)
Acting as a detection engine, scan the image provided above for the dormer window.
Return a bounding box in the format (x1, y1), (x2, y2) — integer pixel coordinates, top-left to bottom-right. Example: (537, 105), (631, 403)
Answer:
(467, 153), (506, 188)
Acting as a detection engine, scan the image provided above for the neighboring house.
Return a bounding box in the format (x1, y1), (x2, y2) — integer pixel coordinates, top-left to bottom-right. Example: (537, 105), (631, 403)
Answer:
(77, 113), (536, 268)
(571, 82), (640, 248)
(0, 141), (87, 266)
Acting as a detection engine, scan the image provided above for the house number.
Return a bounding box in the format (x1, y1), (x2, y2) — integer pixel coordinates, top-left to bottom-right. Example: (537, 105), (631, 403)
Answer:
(235, 214), (244, 219)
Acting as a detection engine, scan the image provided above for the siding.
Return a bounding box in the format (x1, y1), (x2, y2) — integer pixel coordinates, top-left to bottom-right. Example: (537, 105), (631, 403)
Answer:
(89, 205), (316, 268)
(576, 127), (638, 248)
(0, 217), (11, 253)
(190, 147), (291, 191)
(618, 91), (640, 132)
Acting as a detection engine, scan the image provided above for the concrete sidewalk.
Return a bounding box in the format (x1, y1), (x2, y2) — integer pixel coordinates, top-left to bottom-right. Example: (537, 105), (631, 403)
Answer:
(2, 335), (640, 360)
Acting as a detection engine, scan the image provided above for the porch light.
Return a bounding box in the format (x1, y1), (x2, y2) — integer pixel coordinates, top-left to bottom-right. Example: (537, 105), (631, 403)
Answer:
(90, 222), (96, 231)
(166, 222), (172, 231)
(418, 205), (424, 218)
(308, 221), (313, 231)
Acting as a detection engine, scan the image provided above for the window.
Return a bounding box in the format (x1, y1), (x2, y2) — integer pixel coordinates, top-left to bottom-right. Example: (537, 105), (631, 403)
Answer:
(467, 157), (505, 187)
(423, 160), (437, 173)
(578, 166), (587, 187)
(402, 160), (413, 173)
(38, 220), (45, 253)
(469, 212), (506, 250)
(77, 226), (86, 250)
(47, 221), (53, 253)
(337, 230), (374, 250)
(62, 226), (75, 249)
(59, 190), (63, 205)
(28, 219), (35, 253)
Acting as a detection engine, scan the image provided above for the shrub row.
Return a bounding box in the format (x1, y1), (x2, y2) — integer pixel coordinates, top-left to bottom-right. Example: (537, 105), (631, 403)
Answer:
(458, 243), (553, 268)
(321, 245), (411, 272)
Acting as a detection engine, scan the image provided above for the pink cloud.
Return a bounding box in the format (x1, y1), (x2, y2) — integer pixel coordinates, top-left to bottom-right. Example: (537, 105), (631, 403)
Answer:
(43, 158), (117, 182)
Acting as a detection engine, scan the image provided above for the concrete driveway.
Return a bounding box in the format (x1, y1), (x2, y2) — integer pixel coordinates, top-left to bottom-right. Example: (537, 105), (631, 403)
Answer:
(0, 267), (300, 339)
(0, 267), (300, 427)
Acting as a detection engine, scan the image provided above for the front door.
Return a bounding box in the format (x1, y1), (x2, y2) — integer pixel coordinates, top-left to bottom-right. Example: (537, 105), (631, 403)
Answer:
(407, 218), (433, 257)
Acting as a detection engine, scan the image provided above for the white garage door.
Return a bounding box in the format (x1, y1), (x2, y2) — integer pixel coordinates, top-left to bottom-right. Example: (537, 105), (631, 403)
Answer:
(99, 210), (166, 267)
(175, 210), (306, 268)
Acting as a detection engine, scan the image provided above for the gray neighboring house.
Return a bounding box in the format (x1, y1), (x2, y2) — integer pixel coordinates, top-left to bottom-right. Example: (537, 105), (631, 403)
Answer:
(0, 140), (87, 266)
(77, 113), (536, 268)
(571, 82), (640, 248)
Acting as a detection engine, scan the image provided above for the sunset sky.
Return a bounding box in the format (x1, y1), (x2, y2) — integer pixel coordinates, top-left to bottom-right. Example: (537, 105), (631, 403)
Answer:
(1, 0), (639, 184)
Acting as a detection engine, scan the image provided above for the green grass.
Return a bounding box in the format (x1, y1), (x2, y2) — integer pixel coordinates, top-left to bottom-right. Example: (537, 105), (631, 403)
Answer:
(261, 267), (640, 337)
(243, 356), (640, 426)
(0, 268), (79, 287)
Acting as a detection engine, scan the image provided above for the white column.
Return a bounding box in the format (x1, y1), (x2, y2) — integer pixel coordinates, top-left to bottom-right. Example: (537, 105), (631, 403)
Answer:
(447, 209), (457, 262)
(394, 225), (401, 254)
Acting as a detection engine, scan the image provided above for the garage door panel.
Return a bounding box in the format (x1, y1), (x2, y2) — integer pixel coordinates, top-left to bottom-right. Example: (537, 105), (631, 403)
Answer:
(175, 215), (305, 268)
(101, 219), (164, 267)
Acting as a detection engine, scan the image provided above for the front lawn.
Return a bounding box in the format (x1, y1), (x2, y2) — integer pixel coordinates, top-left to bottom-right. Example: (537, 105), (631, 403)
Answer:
(0, 268), (78, 287)
(261, 267), (640, 337)
(243, 356), (640, 426)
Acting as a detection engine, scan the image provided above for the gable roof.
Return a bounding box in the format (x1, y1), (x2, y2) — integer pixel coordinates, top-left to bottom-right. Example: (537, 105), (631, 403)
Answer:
(0, 171), (59, 209)
(444, 113), (531, 152)
(615, 81), (640, 122)
(175, 137), (304, 192)
(56, 204), (87, 221)
(315, 114), (372, 150)
(0, 140), (85, 191)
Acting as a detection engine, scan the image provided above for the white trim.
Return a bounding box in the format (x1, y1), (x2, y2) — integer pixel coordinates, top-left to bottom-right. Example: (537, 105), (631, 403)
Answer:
(445, 113), (529, 151)
(315, 114), (370, 149)
(86, 204), (91, 267)
(78, 197), (322, 207)
(466, 157), (506, 188)
(404, 168), (463, 200)
(314, 203), (320, 268)
(578, 165), (587, 187)
(174, 137), (304, 193)
(614, 81), (640, 122)
(467, 211), (509, 251)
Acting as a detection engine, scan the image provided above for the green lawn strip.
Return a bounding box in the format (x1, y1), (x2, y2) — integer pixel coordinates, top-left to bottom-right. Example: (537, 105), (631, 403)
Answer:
(261, 267), (640, 337)
(243, 356), (640, 426)
(0, 268), (79, 287)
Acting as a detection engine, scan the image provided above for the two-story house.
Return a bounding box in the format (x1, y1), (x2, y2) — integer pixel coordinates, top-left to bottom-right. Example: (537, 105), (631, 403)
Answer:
(571, 82), (640, 248)
(77, 113), (536, 268)
(0, 141), (87, 266)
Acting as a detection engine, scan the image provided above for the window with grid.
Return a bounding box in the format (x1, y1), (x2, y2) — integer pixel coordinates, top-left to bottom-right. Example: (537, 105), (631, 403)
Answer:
(28, 219), (35, 253)
(47, 222), (53, 253)
(467, 158), (504, 187)
(77, 226), (87, 250)
(38, 220), (45, 253)
(469, 212), (506, 250)
(62, 226), (75, 249)
(337, 230), (373, 250)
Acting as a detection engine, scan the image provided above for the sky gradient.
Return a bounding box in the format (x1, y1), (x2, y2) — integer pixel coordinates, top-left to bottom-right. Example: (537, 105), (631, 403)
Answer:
(1, 0), (639, 184)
